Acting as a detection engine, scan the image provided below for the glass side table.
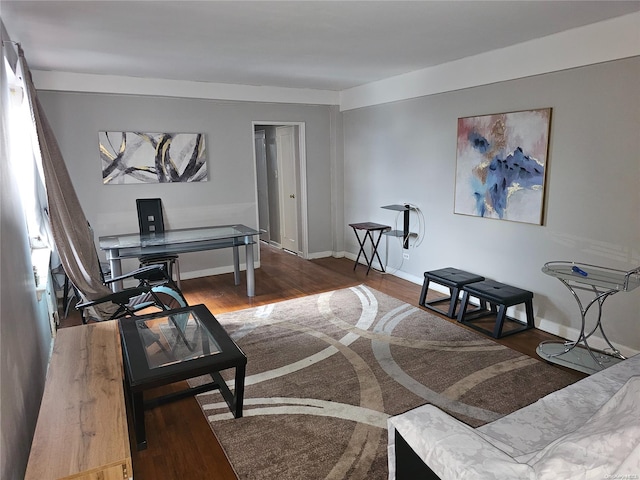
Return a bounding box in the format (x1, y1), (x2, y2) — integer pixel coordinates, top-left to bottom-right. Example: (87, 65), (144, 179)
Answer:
(537, 261), (640, 375)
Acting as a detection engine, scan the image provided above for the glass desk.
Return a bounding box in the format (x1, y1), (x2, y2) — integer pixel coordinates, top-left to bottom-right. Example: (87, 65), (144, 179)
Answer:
(538, 261), (640, 374)
(119, 304), (246, 450)
(100, 224), (260, 296)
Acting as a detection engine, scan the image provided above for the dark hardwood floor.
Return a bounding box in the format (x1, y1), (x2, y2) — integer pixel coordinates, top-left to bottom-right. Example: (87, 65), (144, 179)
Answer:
(61, 243), (579, 480)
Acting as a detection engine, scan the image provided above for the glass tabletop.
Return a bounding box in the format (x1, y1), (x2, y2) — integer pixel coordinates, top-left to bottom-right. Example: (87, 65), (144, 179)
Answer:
(542, 261), (640, 292)
(99, 224), (259, 249)
(135, 309), (221, 369)
(119, 304), (246, 387)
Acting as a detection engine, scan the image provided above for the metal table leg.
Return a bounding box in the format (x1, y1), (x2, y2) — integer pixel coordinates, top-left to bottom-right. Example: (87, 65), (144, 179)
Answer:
(349, 222), (391, 275)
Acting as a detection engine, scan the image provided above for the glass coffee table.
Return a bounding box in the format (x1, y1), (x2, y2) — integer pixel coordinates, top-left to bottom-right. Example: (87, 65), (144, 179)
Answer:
(119, 304), (246, 450)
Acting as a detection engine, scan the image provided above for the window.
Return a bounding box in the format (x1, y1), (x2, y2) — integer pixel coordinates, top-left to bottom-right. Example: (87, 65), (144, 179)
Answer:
(3, 51), (50, 249)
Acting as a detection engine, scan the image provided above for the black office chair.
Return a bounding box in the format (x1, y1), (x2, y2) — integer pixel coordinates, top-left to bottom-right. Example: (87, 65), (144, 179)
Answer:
(69, 222), (188, 323)
(60, 256), (112, 318)
(136, 198), (181, 288)
(75, 264), (188, 322)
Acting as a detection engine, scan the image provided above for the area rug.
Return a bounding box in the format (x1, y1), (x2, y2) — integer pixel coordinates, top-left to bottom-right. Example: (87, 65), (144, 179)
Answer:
(195, 285), (579, 480)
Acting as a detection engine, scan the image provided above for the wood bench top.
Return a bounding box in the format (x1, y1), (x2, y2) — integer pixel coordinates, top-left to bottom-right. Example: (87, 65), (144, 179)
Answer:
(25, 322), (132, 480)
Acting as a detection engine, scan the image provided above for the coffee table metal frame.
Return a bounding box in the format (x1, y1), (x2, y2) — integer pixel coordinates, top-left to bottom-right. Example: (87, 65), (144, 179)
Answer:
(538, 261), (640, 375)
(119, 304), (246, 450)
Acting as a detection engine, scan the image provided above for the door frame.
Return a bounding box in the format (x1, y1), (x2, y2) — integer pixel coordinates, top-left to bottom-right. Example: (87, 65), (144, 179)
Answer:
(251, 121), (308, 259)
(254, 129), (270, 244)
(275, 125), (299, 254)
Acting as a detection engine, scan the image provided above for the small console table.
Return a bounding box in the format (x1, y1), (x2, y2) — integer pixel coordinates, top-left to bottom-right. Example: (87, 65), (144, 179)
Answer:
(538, 261), (640, 375)
(349, 222), (391, 275)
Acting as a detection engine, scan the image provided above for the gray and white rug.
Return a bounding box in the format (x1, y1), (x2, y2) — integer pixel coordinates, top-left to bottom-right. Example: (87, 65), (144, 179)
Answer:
(196, 285), (579, 480)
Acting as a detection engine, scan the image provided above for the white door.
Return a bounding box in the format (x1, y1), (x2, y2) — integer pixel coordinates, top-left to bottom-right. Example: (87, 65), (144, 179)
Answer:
(276, 126), (298, 253)
(254, 130), (270, 243)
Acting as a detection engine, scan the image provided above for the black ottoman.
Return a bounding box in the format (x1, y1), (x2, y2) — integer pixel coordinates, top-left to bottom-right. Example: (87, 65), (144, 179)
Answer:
(419, 268), (485, 318)
(457, 279), (535, 339)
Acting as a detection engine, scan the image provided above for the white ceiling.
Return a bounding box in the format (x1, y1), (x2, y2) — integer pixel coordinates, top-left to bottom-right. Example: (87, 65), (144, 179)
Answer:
(2, 1), (639, 92)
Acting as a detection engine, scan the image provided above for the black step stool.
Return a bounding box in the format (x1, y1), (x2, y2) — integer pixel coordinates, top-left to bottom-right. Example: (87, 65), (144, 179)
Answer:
(457, 279), (535, 339)
(419, 268), (485, 318)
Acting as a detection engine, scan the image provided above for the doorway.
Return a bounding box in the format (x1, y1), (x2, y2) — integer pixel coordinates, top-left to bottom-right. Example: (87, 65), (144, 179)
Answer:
(253, 122), (308, 258)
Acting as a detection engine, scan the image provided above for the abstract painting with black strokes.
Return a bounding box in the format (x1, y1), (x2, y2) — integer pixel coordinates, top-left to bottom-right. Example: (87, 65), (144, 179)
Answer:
(454, 109), (551, 225)
(99, 131), (207, 184)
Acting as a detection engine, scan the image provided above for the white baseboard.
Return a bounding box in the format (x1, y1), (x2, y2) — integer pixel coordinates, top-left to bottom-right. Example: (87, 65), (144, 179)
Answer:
(340, 255), (639, 358)
(180, 260), (261, 280)
(535, 318), (638, 358)
(342, 251), (424, 285)
(426, 282), (638, 358)
(169, 252), (640, 358)
(307, 251), (335, 260)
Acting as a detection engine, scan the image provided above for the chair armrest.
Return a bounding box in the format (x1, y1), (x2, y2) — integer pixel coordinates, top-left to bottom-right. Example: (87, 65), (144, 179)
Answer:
(104, 264), (168, 285)
(389, 405), (535, 480)
(76, 286), (149, 310)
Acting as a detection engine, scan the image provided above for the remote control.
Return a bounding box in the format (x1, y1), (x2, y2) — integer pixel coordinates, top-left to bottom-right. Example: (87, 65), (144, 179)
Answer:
(572, 266), (588, 276)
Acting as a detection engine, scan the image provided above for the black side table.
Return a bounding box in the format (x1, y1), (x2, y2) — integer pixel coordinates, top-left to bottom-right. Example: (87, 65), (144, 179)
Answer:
(119, 304), (246, 450)
(349, 222), (391, 275)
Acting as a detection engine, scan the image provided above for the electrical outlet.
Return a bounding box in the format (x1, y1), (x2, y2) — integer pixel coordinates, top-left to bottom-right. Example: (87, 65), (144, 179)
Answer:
(403, 253), (410, 260)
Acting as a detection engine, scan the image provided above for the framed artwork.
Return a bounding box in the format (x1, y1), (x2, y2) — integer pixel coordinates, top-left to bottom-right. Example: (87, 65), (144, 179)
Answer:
(99, 131), (207, 184)
(454, 108), (551, 225)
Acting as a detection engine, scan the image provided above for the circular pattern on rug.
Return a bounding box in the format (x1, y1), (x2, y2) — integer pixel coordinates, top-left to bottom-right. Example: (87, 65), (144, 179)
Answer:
(196, 285), (579, 479)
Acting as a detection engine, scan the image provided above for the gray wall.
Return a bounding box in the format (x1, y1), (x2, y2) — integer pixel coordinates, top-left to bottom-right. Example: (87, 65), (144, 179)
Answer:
(1, 54), (53, 480)
(4, 50), (638, 480)
(37, 92), (335, 277)
(343, 57), (640, 353)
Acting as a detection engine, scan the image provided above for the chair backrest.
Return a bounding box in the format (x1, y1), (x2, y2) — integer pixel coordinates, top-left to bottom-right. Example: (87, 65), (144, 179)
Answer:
(136, 198), (165, 235)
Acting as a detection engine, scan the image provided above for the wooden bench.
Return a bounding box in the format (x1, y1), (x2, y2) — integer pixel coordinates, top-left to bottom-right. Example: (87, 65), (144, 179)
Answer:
(25, 322), (132, 480)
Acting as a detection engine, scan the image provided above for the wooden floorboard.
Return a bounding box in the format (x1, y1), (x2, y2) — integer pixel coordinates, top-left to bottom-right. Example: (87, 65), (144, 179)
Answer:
(61, 243), (580, 480)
